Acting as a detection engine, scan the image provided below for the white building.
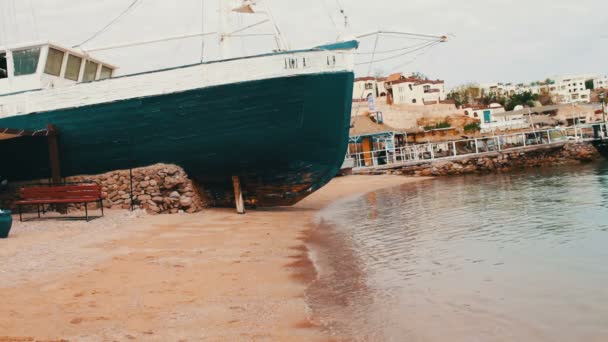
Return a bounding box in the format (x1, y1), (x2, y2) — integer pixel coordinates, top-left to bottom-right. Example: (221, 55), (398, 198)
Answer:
(388, 76), (446, 105)
(353, 77), (377, 101)
(376, 77), (388, 97)
(594, 75), (608, 89)
(352, 76), (389, 101)
(548, 75), (592, 104)
(480, 83), (517, 97)
(462, 104), (529, 132)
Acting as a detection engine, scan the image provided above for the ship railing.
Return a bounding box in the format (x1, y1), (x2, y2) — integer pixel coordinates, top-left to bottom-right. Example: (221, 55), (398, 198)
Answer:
(348, 123), (608, 170)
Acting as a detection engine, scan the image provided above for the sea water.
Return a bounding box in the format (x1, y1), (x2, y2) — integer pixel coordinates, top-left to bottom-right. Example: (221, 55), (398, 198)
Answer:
(309, 161), (608, 341)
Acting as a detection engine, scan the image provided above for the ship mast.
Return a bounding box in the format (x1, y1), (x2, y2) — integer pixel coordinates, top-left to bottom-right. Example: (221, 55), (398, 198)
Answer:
(218, 0), (233, 59)
(218, 0), (289, 59)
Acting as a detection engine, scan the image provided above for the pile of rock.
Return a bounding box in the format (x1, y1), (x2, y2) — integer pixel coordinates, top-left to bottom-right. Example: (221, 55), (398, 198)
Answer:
(375, 142), (601, 177)
(67, 164), (207, 215)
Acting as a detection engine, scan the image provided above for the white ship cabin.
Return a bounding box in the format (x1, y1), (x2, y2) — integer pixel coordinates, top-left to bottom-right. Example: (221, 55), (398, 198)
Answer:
(0, 42), (116, 96)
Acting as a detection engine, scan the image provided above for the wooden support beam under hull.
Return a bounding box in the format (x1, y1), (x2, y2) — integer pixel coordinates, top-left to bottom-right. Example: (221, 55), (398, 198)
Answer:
(232, 176), (245, 214)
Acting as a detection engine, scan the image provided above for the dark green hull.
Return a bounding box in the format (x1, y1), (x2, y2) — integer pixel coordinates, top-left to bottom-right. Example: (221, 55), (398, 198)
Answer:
(0, 72), (354, 206)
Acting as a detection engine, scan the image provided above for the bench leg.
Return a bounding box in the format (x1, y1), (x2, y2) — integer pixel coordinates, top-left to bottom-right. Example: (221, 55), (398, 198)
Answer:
(100, 200), (104, 217)
(19, 205), (23, 222)
(37, 204), (41, 219)
(85, 203), (88, 222)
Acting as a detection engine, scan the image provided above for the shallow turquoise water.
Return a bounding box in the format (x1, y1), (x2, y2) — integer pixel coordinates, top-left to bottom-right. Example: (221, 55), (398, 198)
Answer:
(311, 162), (608, 342)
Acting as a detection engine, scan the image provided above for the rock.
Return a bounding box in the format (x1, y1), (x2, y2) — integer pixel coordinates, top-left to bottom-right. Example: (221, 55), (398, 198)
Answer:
(152, 196), (164, 203)
(179, 196), (193, 207)
(170, 191), (180, 199)
(419, 168), (433, 177)
(138, 195), (152, 201)
(140, 181), (150, 188)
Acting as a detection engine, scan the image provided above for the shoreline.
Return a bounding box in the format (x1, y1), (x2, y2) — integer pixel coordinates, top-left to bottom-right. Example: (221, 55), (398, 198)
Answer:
(0, 175), (429, 341)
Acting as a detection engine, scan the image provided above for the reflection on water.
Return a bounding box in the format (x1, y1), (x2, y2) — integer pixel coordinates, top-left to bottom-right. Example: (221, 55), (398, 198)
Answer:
(309, 162), (608, 342)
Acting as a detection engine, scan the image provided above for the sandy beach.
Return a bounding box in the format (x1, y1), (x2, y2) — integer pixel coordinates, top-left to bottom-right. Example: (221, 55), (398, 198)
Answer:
(0, 175), (427, 341)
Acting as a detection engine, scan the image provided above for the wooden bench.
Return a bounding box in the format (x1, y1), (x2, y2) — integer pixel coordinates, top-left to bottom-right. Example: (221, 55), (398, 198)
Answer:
(15, 184), (104, 222)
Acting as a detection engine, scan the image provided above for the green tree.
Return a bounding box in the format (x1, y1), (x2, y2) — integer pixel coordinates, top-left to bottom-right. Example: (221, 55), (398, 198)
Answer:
(505, 91), (539, 111)
(447, 84), (481, 107)
(479, 93), (507, 107)
(411, 72), (429, 80)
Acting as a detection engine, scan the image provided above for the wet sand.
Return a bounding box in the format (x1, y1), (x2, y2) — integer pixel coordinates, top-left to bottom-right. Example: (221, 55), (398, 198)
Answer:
(0, 175), (427, 341)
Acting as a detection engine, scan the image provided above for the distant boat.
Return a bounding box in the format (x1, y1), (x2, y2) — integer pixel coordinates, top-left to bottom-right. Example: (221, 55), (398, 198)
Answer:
(0, 1), (357, 207)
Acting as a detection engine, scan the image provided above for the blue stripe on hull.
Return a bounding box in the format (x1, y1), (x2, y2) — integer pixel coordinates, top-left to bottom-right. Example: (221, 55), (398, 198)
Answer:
(0, 72), (355, 206)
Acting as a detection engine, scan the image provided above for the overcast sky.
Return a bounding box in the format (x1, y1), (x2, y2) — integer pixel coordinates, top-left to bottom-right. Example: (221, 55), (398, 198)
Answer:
(1, 0), (607, 87)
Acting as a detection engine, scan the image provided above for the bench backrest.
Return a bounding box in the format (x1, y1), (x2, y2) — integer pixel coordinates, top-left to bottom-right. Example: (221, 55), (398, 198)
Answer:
(20, 184), (102, 200)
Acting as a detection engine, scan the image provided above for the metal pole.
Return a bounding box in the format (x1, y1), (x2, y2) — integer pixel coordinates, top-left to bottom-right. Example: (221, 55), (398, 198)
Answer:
(129, 168), (134, 211)
(601, 95), (606, 138)
(47, 124), (61, 185)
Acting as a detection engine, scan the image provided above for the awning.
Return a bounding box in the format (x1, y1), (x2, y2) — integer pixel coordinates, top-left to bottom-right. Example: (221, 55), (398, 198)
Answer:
(0, 124), (62, 183)
(0, 127), (52, 141)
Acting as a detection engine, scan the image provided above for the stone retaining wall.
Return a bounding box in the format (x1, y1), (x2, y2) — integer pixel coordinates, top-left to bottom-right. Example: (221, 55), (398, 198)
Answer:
(359, 142), (601, 177)
(0, 164), (209, 215)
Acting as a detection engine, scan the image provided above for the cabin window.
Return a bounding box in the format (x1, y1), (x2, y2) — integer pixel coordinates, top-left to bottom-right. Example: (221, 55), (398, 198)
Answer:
(99, 66), (113, 80)
(0, 52), (7, 79)
(12, 47), (41, 76)
(83, 60), (99, 82)
(65, 54), (82, 81)
(44, 48), (65, 76)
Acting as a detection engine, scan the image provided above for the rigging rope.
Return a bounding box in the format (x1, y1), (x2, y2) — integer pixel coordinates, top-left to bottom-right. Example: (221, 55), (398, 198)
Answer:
(73, 0), (143, 48)
(355, 40), (440, 55)
(200, 0), (205, 62)
(388, 43), (442, 72)
(334, 0), (348, 28)
(319, 0), (339, 32)
(28, 0), (39, 41)
(9, 0), (19, 44)
(355, 41), (441, 65)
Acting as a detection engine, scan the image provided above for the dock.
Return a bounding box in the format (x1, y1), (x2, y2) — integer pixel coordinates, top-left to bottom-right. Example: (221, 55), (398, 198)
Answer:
(347, 123), (607, 173)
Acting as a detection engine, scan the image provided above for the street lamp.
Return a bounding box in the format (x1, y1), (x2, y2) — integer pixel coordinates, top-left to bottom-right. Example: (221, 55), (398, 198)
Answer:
(600, 93), (607, 137)
(601, 93), (606, 122)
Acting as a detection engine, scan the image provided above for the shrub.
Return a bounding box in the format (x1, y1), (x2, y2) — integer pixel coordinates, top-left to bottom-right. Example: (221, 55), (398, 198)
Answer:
(424, 122), (451, 131)
(464, 122), (481, 132)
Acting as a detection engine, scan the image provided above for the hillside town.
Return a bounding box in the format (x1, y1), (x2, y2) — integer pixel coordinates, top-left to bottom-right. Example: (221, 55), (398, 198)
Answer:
(347, 72), (608, 170)
(351, 72), (607, 139)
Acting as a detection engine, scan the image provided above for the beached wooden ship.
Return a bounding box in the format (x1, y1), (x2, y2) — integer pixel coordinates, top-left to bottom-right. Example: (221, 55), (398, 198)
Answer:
(0, 1), (357, 207)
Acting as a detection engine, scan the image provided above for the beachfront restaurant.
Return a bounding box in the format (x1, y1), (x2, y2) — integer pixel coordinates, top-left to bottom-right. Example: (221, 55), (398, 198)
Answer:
(348, 115), (406, 167)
